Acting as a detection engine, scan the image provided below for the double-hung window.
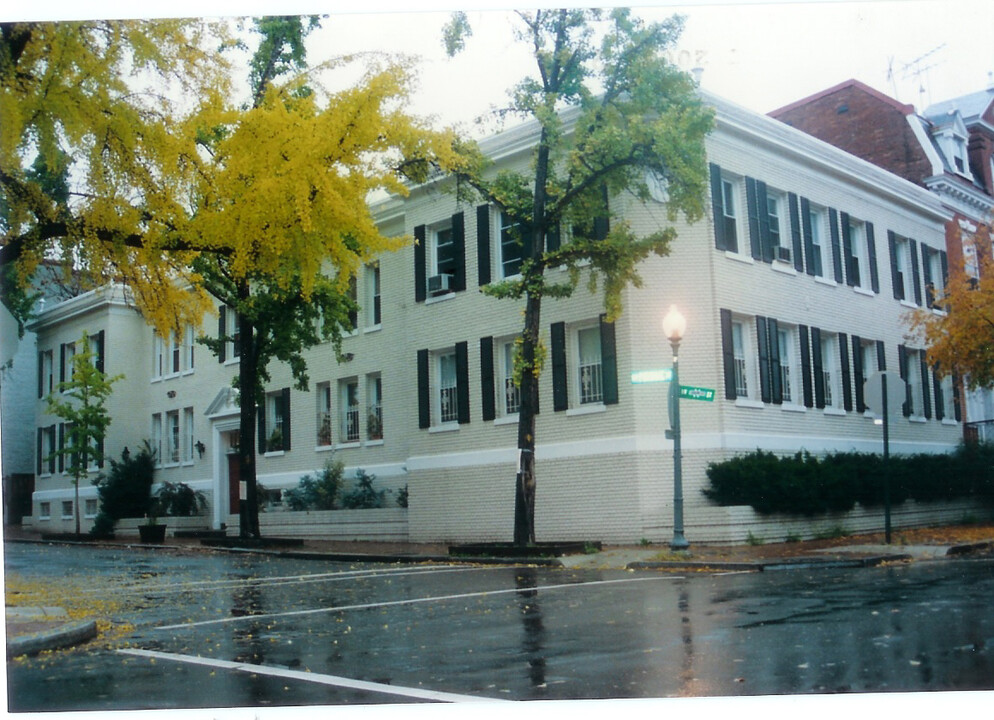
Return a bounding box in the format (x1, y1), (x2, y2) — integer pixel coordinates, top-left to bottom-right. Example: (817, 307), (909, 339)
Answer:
(767, 191), (786, 259)
(166, 410), (181, 464)
(721, 178), (740, 253)
(316, 381), (332, 446)
(777, 325), (799, 404)
(576, 326), (604, 405)
(366, 374), (383, 441)
(892, 234), (914, 302)
(263, 389), (290, 453)
(340, 379), (360, 443)
(437, 352), (459, 424)
(433, 223), (457, 285)
(366, 263), (382, 327)
(499, 212), (529, 278)
(732, 320), (750, 398)
(804, 202), (826, 278)
(820, 334), (840, 409)
(152, 413), (163, 465)
(500, 340), (521, 416)
(183, 407), (195, 463)
(844, 216), (874, 292)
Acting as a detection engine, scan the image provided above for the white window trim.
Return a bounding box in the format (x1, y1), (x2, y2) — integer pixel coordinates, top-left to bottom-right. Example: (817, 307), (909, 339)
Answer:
(730, 316), (757, 402)
(497, 337), (521, 419)
(435, 350), (460, 427)
(573, 322), (605, 409)
(316, 381), (333, 449)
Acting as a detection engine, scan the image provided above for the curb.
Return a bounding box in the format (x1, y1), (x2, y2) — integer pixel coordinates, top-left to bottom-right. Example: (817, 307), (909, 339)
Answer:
(627, 554), (912, 572)
(6, 619), (98, 658)
(946, 541), (994, 556)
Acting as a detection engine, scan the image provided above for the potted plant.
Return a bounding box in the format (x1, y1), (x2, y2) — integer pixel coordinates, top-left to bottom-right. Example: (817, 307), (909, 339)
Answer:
(153, 480), (208, 517)
(267, 427), (283, 453)
(138, 513), (167, 543)
(318, 415), (332, 446)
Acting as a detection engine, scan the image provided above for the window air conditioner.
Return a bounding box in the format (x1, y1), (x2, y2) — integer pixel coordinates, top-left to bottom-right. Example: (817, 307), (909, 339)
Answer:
(428, 273), (453, 293)
(775, 245), (792, 263)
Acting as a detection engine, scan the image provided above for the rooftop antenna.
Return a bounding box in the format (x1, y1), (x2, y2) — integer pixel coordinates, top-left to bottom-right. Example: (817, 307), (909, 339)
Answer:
(893, 44), (946, 107)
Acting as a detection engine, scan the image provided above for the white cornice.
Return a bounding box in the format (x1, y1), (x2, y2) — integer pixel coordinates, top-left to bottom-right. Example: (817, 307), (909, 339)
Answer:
(924, 175), (994, 219)
(706, 90), (951, 223)
(26, 284), (133, 333)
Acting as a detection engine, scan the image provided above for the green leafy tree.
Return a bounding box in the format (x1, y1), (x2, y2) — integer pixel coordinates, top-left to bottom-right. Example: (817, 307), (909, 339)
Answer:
(444, 8), (714, 545)
(45, 332), (122, 535)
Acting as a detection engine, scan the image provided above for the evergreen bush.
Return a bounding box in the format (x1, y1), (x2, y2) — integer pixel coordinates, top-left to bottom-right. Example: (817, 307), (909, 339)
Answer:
(704, 443), (994, 516)
(91, 442), (155, 534)
(283, 460), (344, 511)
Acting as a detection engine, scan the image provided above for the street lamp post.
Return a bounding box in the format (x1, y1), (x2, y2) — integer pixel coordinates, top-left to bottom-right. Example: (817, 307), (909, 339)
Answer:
(663, 305), (689, 551)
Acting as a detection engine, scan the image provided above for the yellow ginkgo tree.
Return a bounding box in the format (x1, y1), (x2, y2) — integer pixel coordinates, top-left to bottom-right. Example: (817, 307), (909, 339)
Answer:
(2, 17), (477, 537)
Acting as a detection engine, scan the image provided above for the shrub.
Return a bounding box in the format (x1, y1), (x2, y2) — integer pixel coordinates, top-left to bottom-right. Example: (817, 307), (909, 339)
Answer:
(284, 460), (344, 511)
(153, 481), (207, 517)
(704, 444), (994, 517)
(91, 442), (155, 533)
(396, 484), (409, 508)
(340, 469), (385, 509)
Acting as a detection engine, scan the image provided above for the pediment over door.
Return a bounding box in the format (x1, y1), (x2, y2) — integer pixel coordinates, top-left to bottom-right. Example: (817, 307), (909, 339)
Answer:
(205, 386), (240, 418)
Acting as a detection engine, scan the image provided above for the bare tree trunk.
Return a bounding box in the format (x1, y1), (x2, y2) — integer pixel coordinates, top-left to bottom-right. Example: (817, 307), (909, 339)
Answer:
(237, 282), (261, 539)
(514, 293), (542, 546)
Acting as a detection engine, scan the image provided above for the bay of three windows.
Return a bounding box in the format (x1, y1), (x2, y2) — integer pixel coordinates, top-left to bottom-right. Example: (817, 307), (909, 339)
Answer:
(722, 309), (957, 420)
(710, 164), (947, 303)
(315, 374), (383, 448)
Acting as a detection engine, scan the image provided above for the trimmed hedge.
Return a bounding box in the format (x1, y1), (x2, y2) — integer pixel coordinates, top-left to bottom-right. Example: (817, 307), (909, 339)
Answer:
(704, 444), (994, 516)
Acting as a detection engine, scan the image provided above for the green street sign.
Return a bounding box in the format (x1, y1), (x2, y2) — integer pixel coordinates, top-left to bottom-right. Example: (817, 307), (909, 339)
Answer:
(631, 368), (673, 384)
(680, 385), (715, 401)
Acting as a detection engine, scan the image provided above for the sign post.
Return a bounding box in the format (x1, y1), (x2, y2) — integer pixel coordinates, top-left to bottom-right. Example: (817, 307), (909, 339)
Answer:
(863, 371), (906, 544)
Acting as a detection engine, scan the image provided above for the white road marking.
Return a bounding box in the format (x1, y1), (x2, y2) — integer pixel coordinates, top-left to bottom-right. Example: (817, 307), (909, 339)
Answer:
(104, 565), (476, 596)
(117, 648), (507, 704)
(154, 574), (683, 631)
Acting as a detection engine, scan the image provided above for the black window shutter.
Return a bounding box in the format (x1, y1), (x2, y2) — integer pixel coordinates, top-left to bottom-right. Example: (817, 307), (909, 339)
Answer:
(218, 305), (227, 363)
(801, 197), (816, 276)
(866, 222), (879, 293)
(811, 327), (825, 409)
(876, 340), (886, 371)
(756, 316), (771, 404)
(940, 250), (949, 294)
(37, 352), (44, 398)
(37, 427), (43, 475)
(414, 225), (426, 303)
(720, 309), (737, 400)
(600, 314), (618, 405)
(593, 216), (610, 241)
(480, 337), (495, 422)
(551, 322), (568, 411)
(59, 344), (66, 384)
(953, 375), (963, 422)
(417, 349), (430, 429)
(840, 211), (856, 286)
(909, 239), (922, 305)
(47, 425), (56, 474)
(933, 369), (945, 421)
(451, 212), (466, 292)
(769, 318), (782, 404)
(788, 193), (804, 272)
(281, 387), (291, 450)
(476, 205), (492, 287)
(839, 332), (852, 412)
(745, 177), (762, 260)
(852, 335), (865, 413)
(757, 181), (772, 263)
(709, 163), (727, 251)
(829, 209), (844, 283)
(94, 330), (105, 374)
(919, 352), (932, 419)
(58, 423), (65, 473)
(456, 341), (470, 424)
(96, 436), (104, 469)
(888, 231), (902, 300)
(257, 399), (267, 454)
(922, 244), (934, 308)
(898, 344), (910, 416)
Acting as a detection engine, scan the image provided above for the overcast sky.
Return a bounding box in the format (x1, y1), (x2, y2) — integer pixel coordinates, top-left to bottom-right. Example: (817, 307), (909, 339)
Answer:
(9, 1), (994, 133)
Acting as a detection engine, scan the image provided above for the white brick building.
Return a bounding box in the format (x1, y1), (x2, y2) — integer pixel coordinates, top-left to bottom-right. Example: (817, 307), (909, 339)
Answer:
(21, 90), (966, 543)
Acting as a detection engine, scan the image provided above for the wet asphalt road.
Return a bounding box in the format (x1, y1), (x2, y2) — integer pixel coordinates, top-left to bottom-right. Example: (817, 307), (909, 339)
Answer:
(5, 542), (994, 711)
